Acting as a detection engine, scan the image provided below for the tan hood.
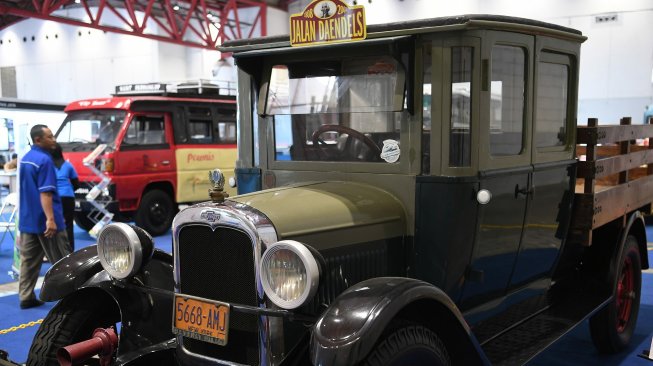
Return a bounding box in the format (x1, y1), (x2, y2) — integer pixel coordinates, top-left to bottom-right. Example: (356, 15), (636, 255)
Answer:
(230, 181), (407, 247)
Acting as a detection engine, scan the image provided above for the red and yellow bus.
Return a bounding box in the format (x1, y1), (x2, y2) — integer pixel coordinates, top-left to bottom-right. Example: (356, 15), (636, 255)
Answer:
(55, 81), (237, 236)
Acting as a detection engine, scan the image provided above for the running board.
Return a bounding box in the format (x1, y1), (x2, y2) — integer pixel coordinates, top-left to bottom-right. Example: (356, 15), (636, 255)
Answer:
(480, 292), (611, 365)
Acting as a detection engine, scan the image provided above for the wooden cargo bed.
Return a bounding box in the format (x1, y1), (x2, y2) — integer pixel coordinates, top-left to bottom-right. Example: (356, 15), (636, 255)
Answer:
(570, 118), (653, 245)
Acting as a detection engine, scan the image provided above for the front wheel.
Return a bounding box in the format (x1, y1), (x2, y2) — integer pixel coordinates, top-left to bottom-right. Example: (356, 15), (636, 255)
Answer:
(363, 324), (450, 366)
(27, 294), (119, 366)
(589, 235), (642, 353)
(135, 189), (176, 237)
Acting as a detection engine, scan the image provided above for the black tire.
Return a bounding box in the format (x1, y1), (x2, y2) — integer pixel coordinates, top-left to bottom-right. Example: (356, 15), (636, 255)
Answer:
(26, 294), (119, 366)
(74, 212), (97, 232)
(363, 325), (450, 366)
(589, 235), (642, 353)
(135, 189), (176, 237)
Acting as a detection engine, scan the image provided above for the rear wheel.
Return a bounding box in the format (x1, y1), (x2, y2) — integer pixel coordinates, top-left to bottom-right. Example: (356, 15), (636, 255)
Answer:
(27, 294), (119, 366)
(589, 235), (642, 353)
(135, 189), (175, 237)
(363, 324), (450, 366)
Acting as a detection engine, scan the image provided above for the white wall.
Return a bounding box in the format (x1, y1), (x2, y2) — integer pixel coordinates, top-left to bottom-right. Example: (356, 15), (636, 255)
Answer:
(0, 4), (289, 103)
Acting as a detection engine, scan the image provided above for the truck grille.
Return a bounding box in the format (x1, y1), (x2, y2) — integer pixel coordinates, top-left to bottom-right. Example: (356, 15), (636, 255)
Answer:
(178, 225), (259, 364)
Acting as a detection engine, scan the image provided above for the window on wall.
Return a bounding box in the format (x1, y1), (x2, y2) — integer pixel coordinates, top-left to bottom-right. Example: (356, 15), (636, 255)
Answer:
(490, 45), (526, 156)
(450, 46), (473, 167)
(536, 59), (569, 148)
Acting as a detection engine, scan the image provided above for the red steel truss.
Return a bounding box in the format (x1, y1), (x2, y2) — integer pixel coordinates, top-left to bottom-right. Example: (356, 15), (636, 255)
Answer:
(0, 0), (267, 50)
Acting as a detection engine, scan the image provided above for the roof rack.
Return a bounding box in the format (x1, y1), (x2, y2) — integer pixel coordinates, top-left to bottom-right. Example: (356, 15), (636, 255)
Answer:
(113, 79), (236, 98)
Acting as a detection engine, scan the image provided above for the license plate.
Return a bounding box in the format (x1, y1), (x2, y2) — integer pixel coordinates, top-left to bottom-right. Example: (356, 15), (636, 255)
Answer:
(172, 294), (230, 346)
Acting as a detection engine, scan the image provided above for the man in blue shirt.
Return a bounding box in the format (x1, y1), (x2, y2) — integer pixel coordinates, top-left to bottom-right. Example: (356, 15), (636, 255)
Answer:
(18, 124), (71, 309)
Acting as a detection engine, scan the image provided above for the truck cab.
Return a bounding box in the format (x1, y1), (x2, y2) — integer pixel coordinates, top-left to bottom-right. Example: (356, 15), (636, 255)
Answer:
(30, 5), (649, 366)
(55, 81), (237, 236)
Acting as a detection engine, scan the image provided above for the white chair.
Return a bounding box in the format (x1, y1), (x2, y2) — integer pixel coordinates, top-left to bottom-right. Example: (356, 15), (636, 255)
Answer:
(0, 192), (18, 246)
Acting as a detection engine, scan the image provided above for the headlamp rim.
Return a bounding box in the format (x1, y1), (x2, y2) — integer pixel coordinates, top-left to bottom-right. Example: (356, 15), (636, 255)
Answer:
(260, 240), (319, 310)
(97, 222), (143, 279)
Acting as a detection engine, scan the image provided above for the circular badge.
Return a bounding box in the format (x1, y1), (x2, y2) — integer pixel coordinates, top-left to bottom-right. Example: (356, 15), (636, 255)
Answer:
(380, 139), (400, 163)
(315, 1), (337, 19)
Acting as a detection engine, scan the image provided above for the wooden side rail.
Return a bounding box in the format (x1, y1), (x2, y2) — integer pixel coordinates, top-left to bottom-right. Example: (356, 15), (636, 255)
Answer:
(570, 117), (653, 245)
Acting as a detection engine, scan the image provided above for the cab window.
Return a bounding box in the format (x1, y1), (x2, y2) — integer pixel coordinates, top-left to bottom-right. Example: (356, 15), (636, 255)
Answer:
(535, 55), (570, 148)
(123, 115), (166, 147)
(490, 45), (526, 156)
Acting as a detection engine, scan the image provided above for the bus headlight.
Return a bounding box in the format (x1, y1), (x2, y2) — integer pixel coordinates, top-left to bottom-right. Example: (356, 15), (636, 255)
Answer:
(97, 223), (154, 279)
(260, 240), (319, 309)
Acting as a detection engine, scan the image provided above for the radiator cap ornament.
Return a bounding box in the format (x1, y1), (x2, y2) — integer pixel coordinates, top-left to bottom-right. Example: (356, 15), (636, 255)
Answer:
(209, 169), (229, 203)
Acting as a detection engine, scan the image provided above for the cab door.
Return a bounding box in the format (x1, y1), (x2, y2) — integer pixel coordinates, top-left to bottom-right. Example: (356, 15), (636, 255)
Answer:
(460, 32), (534, 309)
(509, 40), (578, 287)
(116, 113), (175, 210)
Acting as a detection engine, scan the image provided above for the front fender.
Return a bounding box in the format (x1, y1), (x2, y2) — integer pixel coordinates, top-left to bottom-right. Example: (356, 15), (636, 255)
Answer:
(310, 277), (488, 366)
(41, 248), (176, 364)
(40, 245), (102, 302)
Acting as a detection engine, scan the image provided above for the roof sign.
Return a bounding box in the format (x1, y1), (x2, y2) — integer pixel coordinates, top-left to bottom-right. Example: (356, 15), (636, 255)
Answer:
(290, 0), (366, 47)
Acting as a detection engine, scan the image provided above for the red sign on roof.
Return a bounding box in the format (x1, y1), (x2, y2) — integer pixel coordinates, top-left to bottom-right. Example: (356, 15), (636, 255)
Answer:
(290, 0), (366, 47)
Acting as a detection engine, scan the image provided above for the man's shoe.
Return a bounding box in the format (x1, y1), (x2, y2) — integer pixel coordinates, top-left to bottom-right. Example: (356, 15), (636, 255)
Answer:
(20, 299), (44, 309)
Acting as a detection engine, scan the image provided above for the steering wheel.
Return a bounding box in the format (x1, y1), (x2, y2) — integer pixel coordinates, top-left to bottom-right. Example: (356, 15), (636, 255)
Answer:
(311, 125), (382, 161)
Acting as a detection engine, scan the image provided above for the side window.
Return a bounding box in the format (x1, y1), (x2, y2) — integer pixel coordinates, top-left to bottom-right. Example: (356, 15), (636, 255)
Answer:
(490, 45), (526, 156)
(123, 115), (166, 146)
(217, 107), (237, 144)
(536, 57), (569, 148)
(188, 107), (213, 144)
(422, 46), (431, 174)
(450, 46), (473, 167)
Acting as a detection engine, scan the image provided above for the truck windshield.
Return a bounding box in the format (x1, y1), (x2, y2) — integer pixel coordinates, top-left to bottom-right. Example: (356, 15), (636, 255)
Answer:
(266, 56), (405, 163)
(56, 110), (125, 151)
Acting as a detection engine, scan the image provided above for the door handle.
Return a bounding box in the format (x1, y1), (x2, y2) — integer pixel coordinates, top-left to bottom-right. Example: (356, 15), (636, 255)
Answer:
(515, 184), (533, 198)
(161, 160), (170, 166)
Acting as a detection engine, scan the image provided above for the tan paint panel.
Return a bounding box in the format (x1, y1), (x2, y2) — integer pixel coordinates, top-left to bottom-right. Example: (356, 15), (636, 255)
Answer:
(231, 181), (407, 241)
(176, 147), (237, 202)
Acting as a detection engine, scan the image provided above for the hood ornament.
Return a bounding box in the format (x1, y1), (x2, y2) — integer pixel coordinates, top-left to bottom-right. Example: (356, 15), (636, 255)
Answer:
(208, 169), (229, 203)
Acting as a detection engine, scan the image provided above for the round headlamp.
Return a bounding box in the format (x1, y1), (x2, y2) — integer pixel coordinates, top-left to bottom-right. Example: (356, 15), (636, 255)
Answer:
(260, 240), (319, 310)
(97, 223), (154, 279)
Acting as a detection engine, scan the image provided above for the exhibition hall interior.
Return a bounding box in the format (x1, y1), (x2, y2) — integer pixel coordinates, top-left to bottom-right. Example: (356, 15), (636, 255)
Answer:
(0, 0), (652, 365)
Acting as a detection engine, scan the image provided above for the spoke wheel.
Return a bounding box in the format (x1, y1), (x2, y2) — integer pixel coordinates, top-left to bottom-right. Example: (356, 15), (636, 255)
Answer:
(589, 235), (642, 353)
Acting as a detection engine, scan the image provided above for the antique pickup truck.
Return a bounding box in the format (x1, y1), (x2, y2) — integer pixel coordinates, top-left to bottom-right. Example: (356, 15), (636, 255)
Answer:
(26, 6), (651, 366)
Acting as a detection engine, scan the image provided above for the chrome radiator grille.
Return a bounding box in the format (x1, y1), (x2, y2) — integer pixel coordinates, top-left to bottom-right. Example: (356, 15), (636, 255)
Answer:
(178, 225), (259, 364)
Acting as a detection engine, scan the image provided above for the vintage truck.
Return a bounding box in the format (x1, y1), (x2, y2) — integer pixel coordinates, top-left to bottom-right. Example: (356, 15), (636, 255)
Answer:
(25, 5), (651, 366)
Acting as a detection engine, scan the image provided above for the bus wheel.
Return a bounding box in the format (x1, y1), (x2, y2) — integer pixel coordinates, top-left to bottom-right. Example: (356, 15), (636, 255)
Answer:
(135, 189), (175, 236)
(363, 324), (450, 366)
(589, 235), (642, 353)
(73, 213), (96, 232)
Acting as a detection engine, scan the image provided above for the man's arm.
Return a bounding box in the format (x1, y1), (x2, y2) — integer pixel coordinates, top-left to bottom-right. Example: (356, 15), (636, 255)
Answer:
(40, 191), (57, 238)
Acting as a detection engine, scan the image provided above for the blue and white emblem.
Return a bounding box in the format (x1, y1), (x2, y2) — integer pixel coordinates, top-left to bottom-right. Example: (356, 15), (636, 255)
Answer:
(200, 209), (221, 222)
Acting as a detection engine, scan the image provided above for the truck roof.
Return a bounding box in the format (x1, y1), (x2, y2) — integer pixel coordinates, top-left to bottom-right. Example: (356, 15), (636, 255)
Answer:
(64, 96), (236, 112)
(221, 14), (585, 53)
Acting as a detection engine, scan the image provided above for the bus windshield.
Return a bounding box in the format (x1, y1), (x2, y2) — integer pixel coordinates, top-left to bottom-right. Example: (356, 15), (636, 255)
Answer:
(56, 110), (126, 151)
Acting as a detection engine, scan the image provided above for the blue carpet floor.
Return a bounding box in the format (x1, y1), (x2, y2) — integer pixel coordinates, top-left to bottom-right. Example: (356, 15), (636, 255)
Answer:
(0, 225), (651, 364)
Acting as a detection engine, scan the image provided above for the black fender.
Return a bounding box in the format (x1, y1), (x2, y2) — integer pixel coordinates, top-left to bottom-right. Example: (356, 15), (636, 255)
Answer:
(40, 245), (103, 302)
(39, 246), (176, 364)
(310, 277), (489, 366)
(622, 211), (649, 270)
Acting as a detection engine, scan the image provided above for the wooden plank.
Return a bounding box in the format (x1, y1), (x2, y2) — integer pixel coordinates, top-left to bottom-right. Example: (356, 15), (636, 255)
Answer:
(571, 174), (653, 233)
(577, 124), (653, 145)
(576, 149), (653, 179)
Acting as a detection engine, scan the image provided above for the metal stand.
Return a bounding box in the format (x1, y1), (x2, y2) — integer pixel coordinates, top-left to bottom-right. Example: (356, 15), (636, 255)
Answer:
(82, 144), (114, 238)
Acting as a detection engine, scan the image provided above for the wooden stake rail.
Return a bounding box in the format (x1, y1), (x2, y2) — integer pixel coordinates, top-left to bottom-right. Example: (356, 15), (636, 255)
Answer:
(571, 117), (653, 245)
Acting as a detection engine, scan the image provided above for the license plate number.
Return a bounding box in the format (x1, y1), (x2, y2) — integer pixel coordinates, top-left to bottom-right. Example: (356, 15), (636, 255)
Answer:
(172, 294), (230, 346)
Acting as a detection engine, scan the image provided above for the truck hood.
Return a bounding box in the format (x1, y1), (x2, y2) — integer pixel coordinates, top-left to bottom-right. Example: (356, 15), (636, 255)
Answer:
(230, 181), (407, 245)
